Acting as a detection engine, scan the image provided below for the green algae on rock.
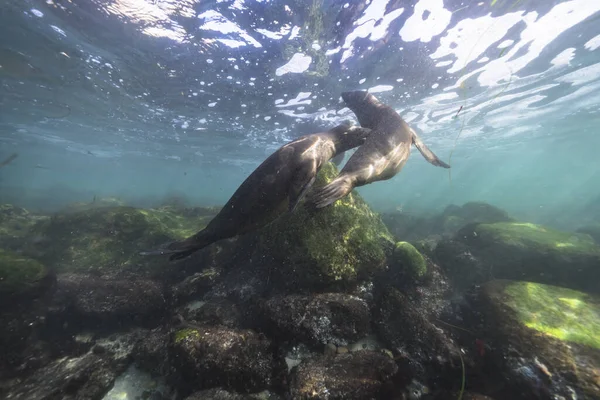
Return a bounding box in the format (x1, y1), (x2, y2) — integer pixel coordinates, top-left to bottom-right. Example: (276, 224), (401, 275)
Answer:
(174, 328), (201, 344)
(258, 162), (394, 290)
(0, 249), (51, 299)
(467, 279), (600, 399)
(452, 221), (600, 293)
(0, 204), (49, 250)
(392, 241), (427, 281)
(24, 206), (215, 274)
(502, 281), (600, 350)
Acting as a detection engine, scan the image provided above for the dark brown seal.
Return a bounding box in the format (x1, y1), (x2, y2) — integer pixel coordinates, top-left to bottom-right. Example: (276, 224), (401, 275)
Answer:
(141, 124), (372, 260)
(309, 91), (449, 208)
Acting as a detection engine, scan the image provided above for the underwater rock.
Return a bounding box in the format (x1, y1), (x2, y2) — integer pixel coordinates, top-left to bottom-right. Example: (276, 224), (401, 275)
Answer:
(185, 298), (243, 329)
(433, 239), (488, 293)
(2, 351), (124, 400)
(439, 222), (600, 294)
(184, 388), (253, 400)
(49, 273), (167, 330)
(170, 325), (283, 395)
(131, 326), (171, 378)
(255, 162), (394, 291)
(261, 292), (371, 347)
(374, 286), (463, 383)
(451, 202), (512, 223)
(171, 267), (223, 305)
(23, 206), (214, 276)
(431, 202), (514, 239)
(288, 350), (398, 399)
(576, 223), (600, 244)
(389, 241), (428, 282)
(0, 204), (48, 251)
(464, 280), (600, 399)
(0, 249), (54, 302)
(381, 212), (435, 243)
(425, 392), (496, 400)
(0, 303), (52, 380)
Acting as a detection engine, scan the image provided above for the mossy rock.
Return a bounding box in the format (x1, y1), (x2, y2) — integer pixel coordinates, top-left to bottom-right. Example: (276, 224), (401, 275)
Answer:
(23, 206), (213, 274)
(468, 280), (600, 398)
(457, 201), (513, 223)
(258, 163), (394, 290)
(0, 249), (52, 299)
(440, 215), (466, 233)
(0, 204), (48, 250)
(453, 221), (600, 293)
(435, 201), (513, 236)
(502, 281), (600, 349)
(577, 224), (600, 244)
(392, 241), (427, 281)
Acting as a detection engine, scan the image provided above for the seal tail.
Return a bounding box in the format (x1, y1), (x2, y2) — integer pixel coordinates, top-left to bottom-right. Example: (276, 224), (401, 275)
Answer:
(309, 175), (355, 208)
(140, 230), (216, 261)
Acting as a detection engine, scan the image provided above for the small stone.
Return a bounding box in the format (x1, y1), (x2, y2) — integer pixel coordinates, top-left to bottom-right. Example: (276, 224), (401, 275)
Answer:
(324, 343), (337, 357)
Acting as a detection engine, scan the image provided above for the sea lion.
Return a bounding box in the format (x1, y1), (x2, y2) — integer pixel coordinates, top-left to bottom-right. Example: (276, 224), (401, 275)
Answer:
(140, 124), (372, 261)
(309, 91), (450, 208)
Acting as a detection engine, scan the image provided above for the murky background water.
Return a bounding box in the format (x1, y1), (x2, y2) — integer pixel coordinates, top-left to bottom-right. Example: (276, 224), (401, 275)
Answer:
(1, 0), (599, 230)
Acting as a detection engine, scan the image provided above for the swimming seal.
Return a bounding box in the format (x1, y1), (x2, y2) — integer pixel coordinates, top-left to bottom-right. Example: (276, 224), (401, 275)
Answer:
(140, 124), (372, 261)
(309, 91), (450, 208)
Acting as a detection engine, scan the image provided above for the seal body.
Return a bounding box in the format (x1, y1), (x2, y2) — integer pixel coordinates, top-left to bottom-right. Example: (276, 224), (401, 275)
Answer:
(141, 124), (372, 260)
(309, 91), (450, 208)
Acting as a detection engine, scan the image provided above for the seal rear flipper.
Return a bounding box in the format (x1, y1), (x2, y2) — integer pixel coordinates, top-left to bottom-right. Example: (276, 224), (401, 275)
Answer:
(308, 175), (354, 209)
(411, 130), (451, 168)
(139, 230), (217, 261)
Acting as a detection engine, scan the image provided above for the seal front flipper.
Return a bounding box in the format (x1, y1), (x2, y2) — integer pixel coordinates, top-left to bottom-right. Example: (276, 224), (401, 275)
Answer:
(411, 130), (450, 168)
(308, 174), (354, 209)
(288, 162), (318, 212)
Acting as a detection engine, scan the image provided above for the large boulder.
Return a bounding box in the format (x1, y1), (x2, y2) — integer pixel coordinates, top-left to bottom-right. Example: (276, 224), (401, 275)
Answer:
(1, 351), (124, 400)
(0, 249), (53, 302)
(464, 280), (600, 399)
(170, 325), (284, 395)
(22, 206), (216, 275)
(256, 163), (394, 291)
(288, 351), (398, 399)
(434, 202), (514, 238)
(47, 273), (167, 331)
(389, 241), (428, 283)
(374, 286), (462, 384)
(261, 292), (371, 347)
(436, 222), (600, 294)
(0, 204), (48, 251)
(577, 223), (600, 244)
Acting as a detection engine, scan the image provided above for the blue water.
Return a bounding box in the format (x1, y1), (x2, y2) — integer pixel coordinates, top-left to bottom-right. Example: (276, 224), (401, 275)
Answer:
(1, 0), (600, 230)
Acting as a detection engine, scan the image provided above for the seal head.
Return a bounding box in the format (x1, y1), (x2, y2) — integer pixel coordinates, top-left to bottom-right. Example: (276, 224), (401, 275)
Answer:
(309, 91), (449, 208)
